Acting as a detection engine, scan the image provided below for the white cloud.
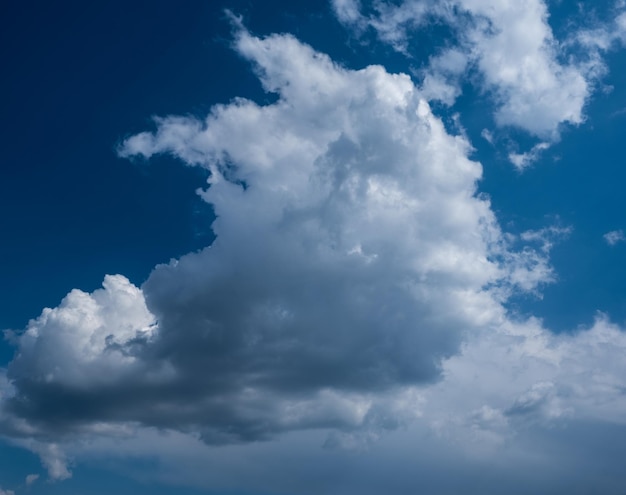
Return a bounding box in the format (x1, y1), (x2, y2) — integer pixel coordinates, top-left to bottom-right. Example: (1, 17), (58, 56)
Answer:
(0, 26), (561, 479)
(461, 0), (589, 139)
(3, 17), (626, 494)
(31, 443), (71, 481)
(509, 142), (552, 170)
(604, 229), (625, 245)
(36, 315), (626, 494)
(9, 274), (157, 389)
(25, 474), (39, 486)
(572, 9), (626, 52)
(0, 488), (14, 495)
(419, 48), (468, 105)
(333, 0), (624, 144)
(520, 226), (572, 253)
(331, 0), (363, 26)
(427, 314), (626, 438)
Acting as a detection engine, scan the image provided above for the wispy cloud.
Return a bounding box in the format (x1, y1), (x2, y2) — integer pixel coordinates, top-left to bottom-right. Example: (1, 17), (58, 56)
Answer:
(25, 474), (39, 487)
(604, 229), (625, 245)
(509, 142), (552, 171)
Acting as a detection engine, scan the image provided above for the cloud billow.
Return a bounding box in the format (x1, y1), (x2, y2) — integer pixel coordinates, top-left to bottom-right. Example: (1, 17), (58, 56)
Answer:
(1, 27), (540, 449)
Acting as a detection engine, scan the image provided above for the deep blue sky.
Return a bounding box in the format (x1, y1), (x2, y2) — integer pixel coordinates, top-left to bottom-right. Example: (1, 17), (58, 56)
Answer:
(2, 1), (626, 493)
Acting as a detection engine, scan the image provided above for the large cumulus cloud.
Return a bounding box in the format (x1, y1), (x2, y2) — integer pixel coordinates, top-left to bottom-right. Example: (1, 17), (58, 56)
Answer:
(2, 21), (626, 493)
(0, 26), (549, 464)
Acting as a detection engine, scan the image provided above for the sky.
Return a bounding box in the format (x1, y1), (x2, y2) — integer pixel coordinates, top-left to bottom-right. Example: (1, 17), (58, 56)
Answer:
(2, 0), (626, 493)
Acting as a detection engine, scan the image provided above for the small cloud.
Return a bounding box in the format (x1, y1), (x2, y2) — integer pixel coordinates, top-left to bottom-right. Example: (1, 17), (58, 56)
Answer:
(610, 106), (626, 118)
(520, 225), (572, 253)
(331, 0), (363, 25)
(481, 128), (494, 144)
(25, 474), (39, 486)
(604, 230), (625, 245)
(508, 142), (551, 171)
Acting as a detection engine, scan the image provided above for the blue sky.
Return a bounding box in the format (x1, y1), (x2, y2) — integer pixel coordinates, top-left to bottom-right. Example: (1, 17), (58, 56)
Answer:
(2, 1), (626, 493)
